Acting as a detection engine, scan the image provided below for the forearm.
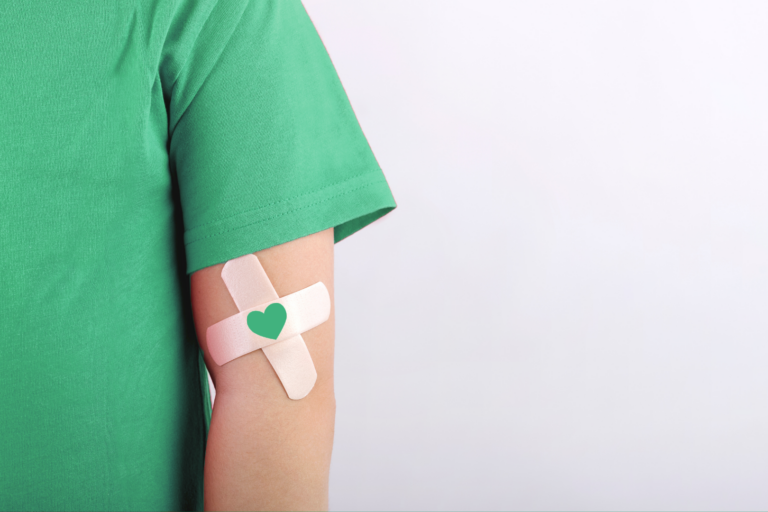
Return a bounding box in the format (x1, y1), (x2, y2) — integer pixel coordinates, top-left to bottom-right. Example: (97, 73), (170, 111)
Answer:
(191, 229), (336, 511)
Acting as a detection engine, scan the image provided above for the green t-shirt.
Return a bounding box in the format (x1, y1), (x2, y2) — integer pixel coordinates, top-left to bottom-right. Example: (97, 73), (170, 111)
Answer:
(0, 0), (396, 510)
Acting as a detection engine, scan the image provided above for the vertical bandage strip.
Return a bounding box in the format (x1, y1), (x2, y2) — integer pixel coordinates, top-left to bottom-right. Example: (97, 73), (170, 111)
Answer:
(220, 254), (319, 400)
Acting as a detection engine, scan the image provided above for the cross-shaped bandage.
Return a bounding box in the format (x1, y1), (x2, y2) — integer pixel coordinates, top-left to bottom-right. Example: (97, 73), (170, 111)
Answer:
(205, 254), (331, 400)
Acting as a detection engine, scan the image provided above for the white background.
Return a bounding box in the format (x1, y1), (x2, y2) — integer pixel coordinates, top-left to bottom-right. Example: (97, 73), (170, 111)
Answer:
(299, 2), (768, 510)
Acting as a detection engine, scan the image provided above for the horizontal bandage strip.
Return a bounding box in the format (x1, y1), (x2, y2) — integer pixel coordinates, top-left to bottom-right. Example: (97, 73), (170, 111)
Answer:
(206, 281), (331, 367)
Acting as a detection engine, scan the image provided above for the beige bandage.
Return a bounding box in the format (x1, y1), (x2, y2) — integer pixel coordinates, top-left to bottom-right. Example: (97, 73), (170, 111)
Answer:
(206, 254), (330, 400)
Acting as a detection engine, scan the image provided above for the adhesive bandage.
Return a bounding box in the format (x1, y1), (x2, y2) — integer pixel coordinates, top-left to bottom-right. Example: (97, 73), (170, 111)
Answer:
(206, 254), (331, 400)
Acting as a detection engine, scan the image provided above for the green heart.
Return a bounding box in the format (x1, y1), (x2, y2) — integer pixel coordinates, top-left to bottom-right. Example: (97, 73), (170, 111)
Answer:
(247, 303), (287, 340)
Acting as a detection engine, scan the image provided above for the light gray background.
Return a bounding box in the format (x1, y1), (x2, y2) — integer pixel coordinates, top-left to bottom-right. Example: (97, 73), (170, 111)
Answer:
(270, 1), (768, 510)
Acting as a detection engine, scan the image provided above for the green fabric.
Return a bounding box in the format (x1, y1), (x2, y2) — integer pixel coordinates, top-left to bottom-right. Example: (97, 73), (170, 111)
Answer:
(0, 0), (396, 510)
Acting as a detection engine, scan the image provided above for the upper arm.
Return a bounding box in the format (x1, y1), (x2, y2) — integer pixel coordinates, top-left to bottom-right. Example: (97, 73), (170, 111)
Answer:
(191, 228), (336, 510)
(190, 227), (335, 401)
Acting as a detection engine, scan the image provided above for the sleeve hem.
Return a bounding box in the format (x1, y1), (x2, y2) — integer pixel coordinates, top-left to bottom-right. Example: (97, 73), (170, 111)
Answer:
(183, 171), (396, 274)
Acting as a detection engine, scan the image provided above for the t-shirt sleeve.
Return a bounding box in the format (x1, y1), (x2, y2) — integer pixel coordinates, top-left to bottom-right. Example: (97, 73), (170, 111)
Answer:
(159, 0), (397, 275)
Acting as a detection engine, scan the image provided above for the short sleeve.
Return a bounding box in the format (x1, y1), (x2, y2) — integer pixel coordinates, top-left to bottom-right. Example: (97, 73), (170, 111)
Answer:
(160, 0), (397, 274)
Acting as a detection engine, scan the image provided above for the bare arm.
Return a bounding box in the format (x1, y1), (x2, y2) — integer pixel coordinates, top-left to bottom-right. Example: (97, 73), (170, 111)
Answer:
(191, 228), (336, 511)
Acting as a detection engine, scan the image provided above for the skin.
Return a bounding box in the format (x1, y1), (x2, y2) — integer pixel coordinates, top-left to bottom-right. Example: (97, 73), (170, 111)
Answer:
(190, 228), (336, 511)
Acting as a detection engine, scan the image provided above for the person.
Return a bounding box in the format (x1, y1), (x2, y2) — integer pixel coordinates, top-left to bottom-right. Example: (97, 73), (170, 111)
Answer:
(0, 0), (396, 510)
